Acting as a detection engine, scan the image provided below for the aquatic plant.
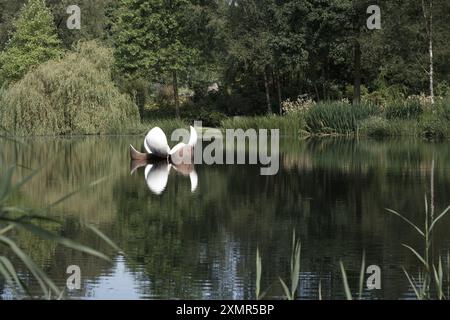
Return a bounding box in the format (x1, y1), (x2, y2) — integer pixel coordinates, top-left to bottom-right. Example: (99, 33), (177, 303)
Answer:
(221, 114), (306, 136)
(0, 163), (121, 299)
(387, 160), (450, 299)
(304, 102), (379, 135)
(339, 252), (366, 300)
(279, 231), (301, 300)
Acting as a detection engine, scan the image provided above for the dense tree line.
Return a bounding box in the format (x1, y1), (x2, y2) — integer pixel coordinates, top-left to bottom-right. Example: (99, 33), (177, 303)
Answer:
(0, 0), (450, 117)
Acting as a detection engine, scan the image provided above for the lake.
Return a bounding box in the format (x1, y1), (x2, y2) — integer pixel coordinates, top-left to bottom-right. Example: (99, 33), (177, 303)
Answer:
(1, 136), (449, 299)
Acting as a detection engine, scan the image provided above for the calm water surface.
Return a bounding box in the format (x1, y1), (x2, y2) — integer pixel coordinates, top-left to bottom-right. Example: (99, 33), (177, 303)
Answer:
(1, 136), (449, 299)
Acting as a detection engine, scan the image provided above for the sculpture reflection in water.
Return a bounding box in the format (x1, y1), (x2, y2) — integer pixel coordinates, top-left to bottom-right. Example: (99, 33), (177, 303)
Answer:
(130, 159), (198, 195)
(129, 125), (198, 195)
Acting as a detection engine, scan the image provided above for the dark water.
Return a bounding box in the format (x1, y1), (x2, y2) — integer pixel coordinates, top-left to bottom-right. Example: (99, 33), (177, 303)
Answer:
(0, 136), (449, 300)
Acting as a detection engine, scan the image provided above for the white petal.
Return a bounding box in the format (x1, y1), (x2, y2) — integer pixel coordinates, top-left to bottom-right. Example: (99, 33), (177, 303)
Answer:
(144, 163), (171, 195)
(189, 170), (198, 193)
(188, 126), (198, 147)
(144, 127), (170, 158)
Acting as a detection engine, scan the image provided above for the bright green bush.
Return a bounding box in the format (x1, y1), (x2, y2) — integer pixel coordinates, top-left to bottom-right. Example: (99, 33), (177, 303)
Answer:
(0, 41), (140, 136)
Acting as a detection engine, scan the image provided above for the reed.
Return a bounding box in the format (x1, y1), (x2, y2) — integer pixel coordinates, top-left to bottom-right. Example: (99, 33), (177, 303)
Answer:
(221, 114), (306, 136)
(305, 102), (378, 135)
(387, 160), (450, 299)
(339, 252), (366, 300)
(279, 231), (301, 300)
(0, 163), (121, 299)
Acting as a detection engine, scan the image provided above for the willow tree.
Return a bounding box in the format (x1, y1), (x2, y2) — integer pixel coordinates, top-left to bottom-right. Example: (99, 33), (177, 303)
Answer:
(0, 0), (61, 85)
(113, 0), (198, 118)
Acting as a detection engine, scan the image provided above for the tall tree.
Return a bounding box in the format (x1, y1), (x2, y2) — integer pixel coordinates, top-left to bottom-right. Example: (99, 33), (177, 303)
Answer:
(225, 0), (307, 114)
(113, 0), (199, 118)
(0, 0), (62, 85)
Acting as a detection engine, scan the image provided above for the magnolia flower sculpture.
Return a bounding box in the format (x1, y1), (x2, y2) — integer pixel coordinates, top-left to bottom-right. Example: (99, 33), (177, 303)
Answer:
(129, 126), (199, 195)
(130, 126), (198, 163)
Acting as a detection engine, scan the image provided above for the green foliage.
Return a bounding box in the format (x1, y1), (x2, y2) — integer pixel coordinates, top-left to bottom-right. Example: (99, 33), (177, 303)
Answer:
(437, 97), (450, 121)
(305, 102), (379, 134)
(279, 231), (301, 300)
(49, 0), (115, 47)
(358, 117), (395, 137)
(140, 118), (190, 135)
(419, 113), (449, 139)
(387, 163), (450, 300)
(0, 0), (62, 85)
(221, 114), (305, 136)
(0, 165), (121, 298)
(384, 99), (423, 120)
(358, 117), (419, 138)
(181, 106), (226, 128)
(0, 41), (140, 136)
(113, 0), (199, 81)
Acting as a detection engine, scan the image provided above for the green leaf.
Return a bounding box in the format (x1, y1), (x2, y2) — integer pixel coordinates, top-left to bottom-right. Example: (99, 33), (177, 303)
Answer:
(0, 235), (60, 297)
(87, 224), (122, 254)
(429, 205), (450, 233)
(10, 221), (110, 262)
(402, 267), (421, 300)
(318, 280), (322, 300)
(291, 241), (301, 296)
(0, 165), (15, 203)
(279, 277), (292, 300)
(46, 177), (107, 209)
(358, 251), (366, 300)
(339, 261), (352, 300)
(386, 208), (424, 237)
(256, 247), (261, 300)
(0, 256), (26, 293)
(402, 244), (428, 269)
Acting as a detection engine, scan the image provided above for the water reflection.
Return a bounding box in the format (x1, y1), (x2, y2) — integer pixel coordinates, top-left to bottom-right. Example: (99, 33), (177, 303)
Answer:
(1, 136), (450, 299)
(131, 159), (198, 195)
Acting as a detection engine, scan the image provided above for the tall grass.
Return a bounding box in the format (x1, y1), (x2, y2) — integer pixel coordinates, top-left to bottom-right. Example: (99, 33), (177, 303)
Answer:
(0, 163), (121, 298)
(221, 114), (306, 136)
(387, 160), (450, 299)
(339, 252), (366, 300)
(255, 231), (301, 300)
(279, 232), (301, 300)
(305, 102), (379, 135)
(221, 100), (449, 139)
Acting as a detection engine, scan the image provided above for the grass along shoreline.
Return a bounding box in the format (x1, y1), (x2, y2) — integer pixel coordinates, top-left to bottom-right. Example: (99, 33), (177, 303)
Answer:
(1, 100), (449, 139)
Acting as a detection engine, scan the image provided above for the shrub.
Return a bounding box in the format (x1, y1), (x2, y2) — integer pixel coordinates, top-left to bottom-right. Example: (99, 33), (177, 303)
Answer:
(358, 116), (393, 137)
(281, 95), (316, 115)
(384, 97), (423, 120)
(419, 113), (448, 139)
(305, 102), (379, 134)
(0, 41), (140, 135)
(437, 97), (450, 121)
(358, 117), (419, 137)
(221, 114), (306, 136)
